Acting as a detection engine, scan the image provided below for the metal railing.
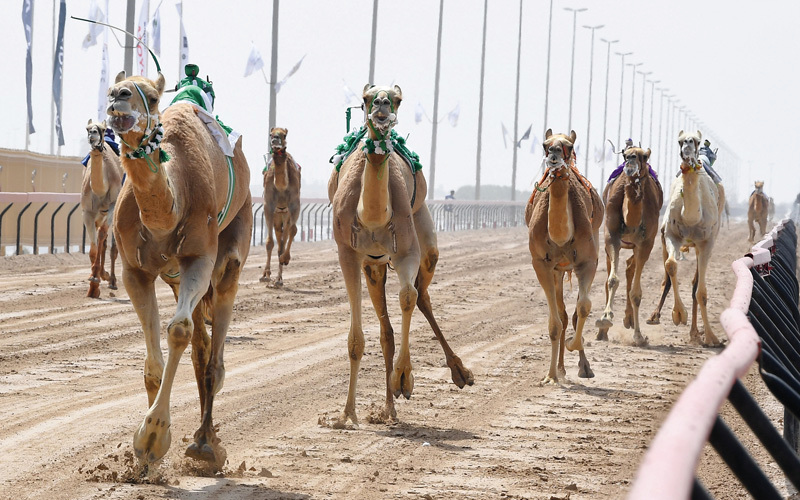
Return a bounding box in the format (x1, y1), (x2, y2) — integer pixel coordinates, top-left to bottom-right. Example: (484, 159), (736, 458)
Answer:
(630, 219), (800, 499)
(0, 192), (84, 256)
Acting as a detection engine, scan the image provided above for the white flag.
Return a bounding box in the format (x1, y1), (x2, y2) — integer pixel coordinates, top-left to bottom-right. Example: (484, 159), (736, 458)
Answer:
(415, 102), (425, 124)
(135, 0), (149, 77)
(447, 103), (460, 127)
(97, 0), (110, 122)
(343, 82), (359, 106)
(274, 54), (306, 93)
(176, 2), (189, 67)
(530, 134), (540, 154)
(244, 44), (264, 77)
(151, 3), (161, 56)
(81, 0), (104, 50)
(501, 123), (509, 149)
(517, 124), (531, 147)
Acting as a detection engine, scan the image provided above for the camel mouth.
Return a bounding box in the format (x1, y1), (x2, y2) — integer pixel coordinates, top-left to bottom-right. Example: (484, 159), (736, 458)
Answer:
(107, 114), (137, 134)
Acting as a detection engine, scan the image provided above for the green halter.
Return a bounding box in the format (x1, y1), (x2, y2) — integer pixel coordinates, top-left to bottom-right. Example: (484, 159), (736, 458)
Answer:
(119, 82), (170, 173)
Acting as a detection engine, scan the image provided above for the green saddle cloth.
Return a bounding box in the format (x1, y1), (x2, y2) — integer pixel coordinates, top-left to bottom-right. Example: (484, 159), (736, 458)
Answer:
(170, 86), (232, 135)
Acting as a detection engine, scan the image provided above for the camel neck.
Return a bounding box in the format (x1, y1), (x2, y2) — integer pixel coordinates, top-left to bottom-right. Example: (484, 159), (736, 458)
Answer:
(272, 153), (290, 191)
(547, 177), (574, 247)
(622, 180), (644, 229)
(680, 171), (703, 226)
(358, 153), (392, 228)
(120, 148), (178, 233)
(88, 149), (109, 197)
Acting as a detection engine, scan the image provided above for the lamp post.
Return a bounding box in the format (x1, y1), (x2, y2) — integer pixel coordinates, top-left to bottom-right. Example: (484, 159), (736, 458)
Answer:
(615, 51), (632, 148)
(627, 62), (643, 138)
(647, 79), (659, 147)
(599, 38), (618, 186)
(510, 0), (524, 201)
(655, 88), (668, 179)
(564, 6), (587, 131)
(637, 70), (651, 141)
(427, 0), (444, 200)
(474, 0), (488, 200)
(542, 0), (553, 137)
(582, 23), (603, 176)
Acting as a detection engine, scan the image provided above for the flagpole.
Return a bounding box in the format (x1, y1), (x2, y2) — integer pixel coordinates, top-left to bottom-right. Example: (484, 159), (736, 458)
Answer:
(427, 0), (444, 200)
(268, 0), (279, 130)
(124, 0), (134, 75)
(25, 0), (35, 151)
(368, 0), (378, 83)
(176, 0), (182, 72)
(510, 0), (523, 201)
(474, 0), (488, 201)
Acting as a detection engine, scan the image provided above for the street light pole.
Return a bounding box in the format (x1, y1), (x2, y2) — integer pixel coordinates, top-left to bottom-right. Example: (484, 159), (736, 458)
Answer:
(542, 0), (554, 138)
(615, 51), (632, 148)
(565, 7), (588, 131)
(599, 38), (618, 186)
(648, 79), (659, 147)
(510, 0), (524, 201)
(582, 24), (603, 176)
(656, 88), (668, 179)
(474, 0), (488, 200)
(637, 70), (651, 141)
(627, 62), (643, 138)
(428, 0), (444, 200)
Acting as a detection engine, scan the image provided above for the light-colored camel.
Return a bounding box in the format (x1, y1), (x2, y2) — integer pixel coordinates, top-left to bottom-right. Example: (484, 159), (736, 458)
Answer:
(107, 70), (252, 465)
(646, 130), (725, 346)
(748, 181), (769, 242)
(596, 147), (663, 346)
(82, 120), (123, 298)
(526, 129), (604, 384)
(259, 127), (301, 286)
(327, 84), (473, 426)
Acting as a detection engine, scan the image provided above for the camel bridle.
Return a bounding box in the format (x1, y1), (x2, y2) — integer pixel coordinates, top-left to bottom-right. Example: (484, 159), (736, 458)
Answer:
(118, 82), (166, 173)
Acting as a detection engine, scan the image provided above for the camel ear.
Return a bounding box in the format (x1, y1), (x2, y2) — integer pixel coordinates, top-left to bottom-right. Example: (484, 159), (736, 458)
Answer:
(645, 148), (651, 161)
(545, 128), (552, 139)
(87, 119), (93, 126)
(154, 72), (166, 97)
(393, 85), (403, 102)
(569, 130), (577, 145)
(115, 71), (127, 84)
(269, 127), (276, 135)
(678, 130), (685, 144)
(697, 130), (702, 140)
(100, 120), (106, 129)
(284, 128), (288, 136)
(363, 83), (375, 94)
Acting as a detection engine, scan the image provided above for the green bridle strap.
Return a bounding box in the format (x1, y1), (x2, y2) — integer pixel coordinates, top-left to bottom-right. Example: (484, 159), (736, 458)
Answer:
(120, 82), (169, 173)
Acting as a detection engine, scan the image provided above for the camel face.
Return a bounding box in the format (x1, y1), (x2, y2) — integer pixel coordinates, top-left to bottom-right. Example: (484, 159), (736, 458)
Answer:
(678, 130), (702, 163)
(106, 71), (165, 135)
(754, 181), (764, 193)
(363, 84), (402, 134)
(269, 127), (288, 152)
(86, 120), (106, 149)
(542, 129), (577, 170)
(623, 148), (651, 177)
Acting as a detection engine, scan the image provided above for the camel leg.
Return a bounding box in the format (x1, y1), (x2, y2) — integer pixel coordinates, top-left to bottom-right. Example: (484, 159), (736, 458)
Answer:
(748, 217), (755, 243)
(555, 271), (568, 381)
(389, 251), (420, 400)
(84, 212), (102, 298)
(280, 219), (298, 266)
(597, 239), (621, 332)
(623, 255), (635, 329)
(689, 269), (701, 343)
(532, 259), (563, 384)
(363, 262), (397, 422)
(630, 242), (654, 347)
(108, 204), (118, 290)
(663, 233), (688, 326)
(566, 263), (596, 379)
(694, 242), (722, 347)
(133, 254), (214, 463)
(336, 246), (365, 427)
(260, 216), (275, 282)
(274, 219), (286, 286)
(647, 227), (670, 325)
(413, 204), (473, 388)
(123, 266), (164, 409)
(597, 253), (612, 341)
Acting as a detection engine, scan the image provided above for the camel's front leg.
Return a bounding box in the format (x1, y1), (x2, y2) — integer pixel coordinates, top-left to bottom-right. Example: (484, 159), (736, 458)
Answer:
(363, 262), (397, 422)
(532, 259), (562, 384)
(566, 261), (596, 379)
(107, 204), (118, 290)
(647, 228), (670, 325)
(629, 243), (654, 346)
(85, 214), (103, 298)
(279, 217), (298, 267)
(337, 246), (364, 427)
(273, 218), (286, 286)
(260, 216), (275, 282)
(663, 233), (687, 326)
(134, 255), (214, 463)
(390, 252), (420, 400)
(554, 271), (568, 381)
(694, 242), (722, 347)
(123, 265), (163, 407)
(596, 239), (621, 333)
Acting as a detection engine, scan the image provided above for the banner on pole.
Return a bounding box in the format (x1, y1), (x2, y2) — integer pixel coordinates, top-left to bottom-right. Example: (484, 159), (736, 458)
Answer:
(22, 0), (35, 134)
(52, 0), (66, 146)
(136, 0), (149, 77)
(244, 43), (264, 77)
(176, 2), (189, 67)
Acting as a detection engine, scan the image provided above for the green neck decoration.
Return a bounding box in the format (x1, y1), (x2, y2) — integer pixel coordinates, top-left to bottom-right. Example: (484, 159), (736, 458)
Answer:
(329, 126), (423, 174)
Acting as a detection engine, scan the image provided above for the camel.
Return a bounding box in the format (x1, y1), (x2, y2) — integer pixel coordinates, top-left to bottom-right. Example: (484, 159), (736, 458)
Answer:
(327, 84), (473, 426)
(748, 181), (769, 242)
(107, 70), (253, 465)
(526, 129), (604, 384)
(596, 147), (663, 346)
(646, 131), (725, 346)
(259, 127), (301, 286)
(81, 120), (123, 298)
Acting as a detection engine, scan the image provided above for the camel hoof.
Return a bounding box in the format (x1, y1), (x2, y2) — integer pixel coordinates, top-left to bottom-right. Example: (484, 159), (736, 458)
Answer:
(88, 276), (101, 284)
(633, 334), (649, 347)
(320, 411), (359, 430)
(274, 279), (284, 288)
(391, 368), (414, 400)
(108, 282), (118, 290)
(623, 314), (634, 330)
(185, 442), (216, 463)
(672, 308), (688, 326)
(646, 313), (660, 325)
(449, 357), (474, 388)
(100, 271), (110, 281)
(578, 359), (594, 379)
(596, 328), (609, 341)
(87, 284), (101, 299)
(565, 336), (582, 352)
(133, 416), (171, 464)
(595, 317), (613, 329)
(540, 376), (560, 386)
(259, 275), (270, 283)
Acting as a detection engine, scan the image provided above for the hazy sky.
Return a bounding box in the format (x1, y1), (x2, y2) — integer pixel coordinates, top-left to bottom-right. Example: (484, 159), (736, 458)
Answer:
(2, 0), (799, 203)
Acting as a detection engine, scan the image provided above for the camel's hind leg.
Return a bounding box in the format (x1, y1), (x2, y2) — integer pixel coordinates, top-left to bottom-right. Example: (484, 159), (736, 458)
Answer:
(412, 204), (474, 389)
(85, 212), (102, 298)
(663, 233), (688, 326)
(597, 253), (612, 341)
(186, 206), (251, 464)
(363, 262), (397, 422)
(336, 245), (364, 427)
(260, 213), (275, 282)
(647, 227), (671, 325)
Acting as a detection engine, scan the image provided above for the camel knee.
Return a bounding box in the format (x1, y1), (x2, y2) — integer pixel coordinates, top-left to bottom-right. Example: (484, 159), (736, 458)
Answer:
(665, 258), (678, 277)
(607, 275), (619, 290)
(577, 298), (592, 318)
(423, 249), (439, 274)
(215, 253), (242, 294)
(348, 332), (365, 361)
(399, 285), (418, 312)
(167, 317), (192, 351)
(266, 237), (274, 252)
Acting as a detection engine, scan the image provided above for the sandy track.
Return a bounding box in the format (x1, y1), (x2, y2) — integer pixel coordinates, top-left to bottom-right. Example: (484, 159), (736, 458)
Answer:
(0, 221), (788, 499)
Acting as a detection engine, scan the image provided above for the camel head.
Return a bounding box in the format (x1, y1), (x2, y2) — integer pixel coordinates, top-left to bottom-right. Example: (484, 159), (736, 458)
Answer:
(86, 119), (107, 150)
(363, 84), (402, 136)
(542, 129), (577, 170)
(106, 70), (166, 140)
(678, 130), (702, 165)
(623, 147), (652, 178)
(754, 181), (764, 193)
(269, 127), (288, 154)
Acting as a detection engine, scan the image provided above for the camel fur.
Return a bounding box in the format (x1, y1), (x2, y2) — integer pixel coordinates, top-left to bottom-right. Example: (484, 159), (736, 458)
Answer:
(748, 181), (769, 242)
(260, 127), (301, 286)
(646, 131), (725, 346)
(327, 84), (473, 426)
(526, 129), (604, 384)
(82, 120), (123, 298)
(107, 70), (253, 465)
(596, 147), (663, 346)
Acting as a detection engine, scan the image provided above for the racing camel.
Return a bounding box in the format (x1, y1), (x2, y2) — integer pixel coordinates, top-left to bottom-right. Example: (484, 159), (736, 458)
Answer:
(107, 70), (252, 464)
(327, 84), (473, 426)
(747, 181), (769, 242)
(526, 130), (604, 383)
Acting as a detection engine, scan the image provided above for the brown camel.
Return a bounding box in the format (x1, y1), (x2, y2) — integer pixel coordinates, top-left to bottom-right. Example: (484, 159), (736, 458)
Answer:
(595, 147), (663, 346)
(748, 181), (769, 242)
(107, 70), (253, 465)
(327, 84), (473, 426)
(82, 119), (123, 298)
(526, 129), (604, 384)
(259, 127), (301, 286)
(646, 131), (725, 346)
